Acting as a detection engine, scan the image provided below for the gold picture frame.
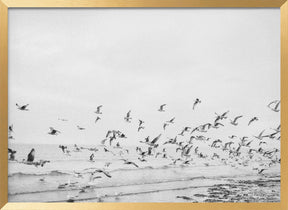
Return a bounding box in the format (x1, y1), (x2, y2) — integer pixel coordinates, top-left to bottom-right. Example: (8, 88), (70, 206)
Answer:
(0, 0), (287, 209)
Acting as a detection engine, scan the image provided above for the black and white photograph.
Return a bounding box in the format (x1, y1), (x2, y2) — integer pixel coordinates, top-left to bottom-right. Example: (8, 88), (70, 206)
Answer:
(8, 8), (280, 203)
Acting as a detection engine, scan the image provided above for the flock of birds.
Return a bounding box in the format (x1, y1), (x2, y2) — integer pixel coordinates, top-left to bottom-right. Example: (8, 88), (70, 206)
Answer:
(8, 98), (281, 201)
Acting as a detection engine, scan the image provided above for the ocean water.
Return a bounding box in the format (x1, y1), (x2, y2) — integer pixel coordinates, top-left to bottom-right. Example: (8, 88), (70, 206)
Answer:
(8, 143), (280, 202)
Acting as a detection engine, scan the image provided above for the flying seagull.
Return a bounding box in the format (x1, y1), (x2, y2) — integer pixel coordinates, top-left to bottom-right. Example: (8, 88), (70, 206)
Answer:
(158, 104), (166, 112)
(77, 126), (85, 130)
(248, 117), (259, 126)
(95, 105), (103, 114)
(268, 100), (280, 112)
(95, 116), (101, 123)
(193, 98), (201, 110)
(124, 110), (132, 122)
(48, 127), (60, 135)
(16, 103), (29, 111)
(166, 117), (175, 124)
(230, 115), (243, 126)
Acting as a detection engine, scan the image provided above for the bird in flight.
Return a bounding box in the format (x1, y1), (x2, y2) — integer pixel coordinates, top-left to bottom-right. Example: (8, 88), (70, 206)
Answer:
(139, 120), (144, 127)
(8, 125), (13, 133)
(77, 126), (85, 130)
(138, 120), (145, 131)
(138, 126), (144, 132)
(124, 110), (132, 123)
(150, 134), (161, 147)
(248, 117), (259, 126)
(166, 117), (175, 124)
(95, 116), (101, 123)
(267, 100), (280, 112)
(193, 98), (201, 110)
(48, 127), (61, 135)
(91, 169), (112, 178)
(95, 105), (103, 114)
(254, 129), (266, 140)
(158, 104), (166, 112)
(122, 159), (139, 168)
(16, 103), (29, 111)
(257, 168), (267, 175)
(163, 123), (169, 130)
(215, 110), (229, 120)
(230, 115), (243, 126)
(229, 135), (237, 139)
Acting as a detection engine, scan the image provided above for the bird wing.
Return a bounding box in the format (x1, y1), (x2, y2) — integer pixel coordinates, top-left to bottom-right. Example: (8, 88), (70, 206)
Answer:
(96, 170), (111, 178)
(222, 111), (229, 117)
(234, 115), (243, 121)
(268, 100), (278, 107)
(259, 129), (265, 137)
(170, 117), (175, 122)
(151, 134), (161, 144)
(274, 101), (280, 110)
(131, 162), (139, 168)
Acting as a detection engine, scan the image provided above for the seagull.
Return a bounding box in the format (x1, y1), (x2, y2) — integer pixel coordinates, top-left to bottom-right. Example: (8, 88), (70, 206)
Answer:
(166, 117), (175, 124)
(138, 126), (144, 132)
(257, 168), (267, 174)
(122, 159), (139, 168)
(95, 116), (101, 123)
(89, 153), (95, 161)
(248, 117), (259, 126)
(89, 169), (112, 180)
(215, 110), (229, 120)
(48, 127), (60, 135)
(178, 130), (185, 136)
(124, 110), (132, 122)
(138, 120), (144, 127)
(254, 130), (266, 140)
(212, 122), (224, 129)
(150, 134), (161, 147)
(272, 125), (281, 133)
(269, 100), (280, 112)
(229, 135), (237, 139)
(140, 136), (150, 144)
(190, 127), (199, 134)
(158, 104), (166, 112)
(230, 115), (243, 126)
(267, 100), (280, 112)
(95, 105), (103, 114)
(8, 125), (13, 133)
(193, 98), (201, 110)
(77, 126), (85, 130)
(59, 145), (67, 153)
(163, 123), (169, 130)
(16, 103), (29, 111)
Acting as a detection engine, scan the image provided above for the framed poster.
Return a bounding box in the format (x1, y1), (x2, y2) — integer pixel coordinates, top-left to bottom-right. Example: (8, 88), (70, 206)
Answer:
(0, 0), (287, 210)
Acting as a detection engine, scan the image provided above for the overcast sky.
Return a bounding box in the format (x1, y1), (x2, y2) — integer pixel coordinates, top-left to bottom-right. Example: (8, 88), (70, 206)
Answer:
(8, 8), (280, 145)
